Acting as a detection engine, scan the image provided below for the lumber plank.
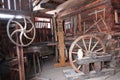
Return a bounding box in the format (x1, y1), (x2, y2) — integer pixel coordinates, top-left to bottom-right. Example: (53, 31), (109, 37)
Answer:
(76, 54), (111, 65)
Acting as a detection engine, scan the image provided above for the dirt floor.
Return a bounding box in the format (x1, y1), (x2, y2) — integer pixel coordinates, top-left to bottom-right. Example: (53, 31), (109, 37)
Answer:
(30, 55), (120, 80)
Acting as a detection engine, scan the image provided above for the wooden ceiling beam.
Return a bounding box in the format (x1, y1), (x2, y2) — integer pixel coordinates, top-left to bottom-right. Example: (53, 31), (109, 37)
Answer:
(57, 0), (109, 18)
(33, 0), (42, 8)
(33, 11), (53, 18)
(50, 0), (67, 4)
(41, 1), (59, 10)
(56, 0), (85, 12)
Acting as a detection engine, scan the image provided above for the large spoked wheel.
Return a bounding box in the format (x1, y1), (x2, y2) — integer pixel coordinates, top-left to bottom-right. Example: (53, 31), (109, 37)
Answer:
(69, 34), (106, 73)
(7, 16), (36, 47)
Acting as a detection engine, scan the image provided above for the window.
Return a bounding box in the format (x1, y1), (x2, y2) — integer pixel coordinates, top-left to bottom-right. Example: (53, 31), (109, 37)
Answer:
(35, 17), (51, 28)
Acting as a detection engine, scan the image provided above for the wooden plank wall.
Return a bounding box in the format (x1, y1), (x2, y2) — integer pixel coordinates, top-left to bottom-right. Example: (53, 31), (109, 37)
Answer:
(34, 21), (52, 42)
(0, 0), (32, 12)
(80, 1), (112, 33)
(16, 0), (20, 10)
(111, 0), (120, 32)
(21, 0), (30, 11)
(60, 0), (120, 62)
(4, 0), (8, 9)
(10, 0), (14, 10)
(0, 0), (2, 8)
(61, 0), (117, 36)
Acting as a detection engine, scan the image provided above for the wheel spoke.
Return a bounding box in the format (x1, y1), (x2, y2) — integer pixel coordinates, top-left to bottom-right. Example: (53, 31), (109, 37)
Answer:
(11, 29), (22, 37)
(82, 38), (87, 51)
(24, 33), (32, 39)
(20, 32), (24, 45)
(75, 43), (86, 52)
(69, 35), (106, 73)
(75, 43), (81, 49)
(7, 16), (35, 47)
(26, 27), (34, 33)
(91, 41), (99, 52)
(93, 48), (103, 52)
(12, 21), (23, 29)
(73, 59), (77, 63)
(77, 65), (81, 70)
(94, 52), (105, 55)
(88, 37), (92, 51)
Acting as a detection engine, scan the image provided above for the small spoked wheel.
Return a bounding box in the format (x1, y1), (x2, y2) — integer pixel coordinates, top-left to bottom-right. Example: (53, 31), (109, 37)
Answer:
(69, 34), (106, 73)
(7, 16), (36, 47)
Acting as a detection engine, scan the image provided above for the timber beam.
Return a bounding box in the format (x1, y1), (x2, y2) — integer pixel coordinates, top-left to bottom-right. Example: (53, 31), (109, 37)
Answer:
(54, 18), (70, 67)
(76, 54), (111, 65)
(58, 0), (109, 18)
(33, 11), (53, 18)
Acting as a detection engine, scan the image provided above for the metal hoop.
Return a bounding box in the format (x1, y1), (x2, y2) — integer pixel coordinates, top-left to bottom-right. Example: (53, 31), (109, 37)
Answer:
(7, 16), (36, 47)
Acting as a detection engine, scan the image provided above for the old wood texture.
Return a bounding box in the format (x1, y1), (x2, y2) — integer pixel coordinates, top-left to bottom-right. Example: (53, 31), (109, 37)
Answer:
(114, 10), (119, 24)
(15, 24), (25, 80)
(57, 0), (120, 73)
(60, 0), (120, 44)
(61, 0), (120, 56)
(58, 0), (109, 17)
(0, 0), (2, 7)
(59, 0), (120, 34)
(76, 55), (111, 65)
(4, 0), (8, 9)
(61, 0), (113, 39)
(34, 21), (52, 42)
(10, 0), (14, 10)
(1, 0), (31, 11)
(16, 0), (20, 10)
(0, 0), (32, 16)
(94, 62), (102, 72)
(111, 0), (120, 9)
(82, 64), (90, 74)
(52, 15), (58, 42)
(17, 46), (25, 80)
(77, 14), (82, 34)
(21, 0), (31, 11)
(54, 18), (70, 67)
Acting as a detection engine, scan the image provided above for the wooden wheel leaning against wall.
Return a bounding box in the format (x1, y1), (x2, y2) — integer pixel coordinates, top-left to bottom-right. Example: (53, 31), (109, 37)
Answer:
(69, 34), (106, 73)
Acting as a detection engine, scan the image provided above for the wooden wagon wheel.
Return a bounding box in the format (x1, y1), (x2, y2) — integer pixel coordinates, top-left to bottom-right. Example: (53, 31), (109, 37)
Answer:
(7, 15), (36, 47)
(69, 34), (106, 73)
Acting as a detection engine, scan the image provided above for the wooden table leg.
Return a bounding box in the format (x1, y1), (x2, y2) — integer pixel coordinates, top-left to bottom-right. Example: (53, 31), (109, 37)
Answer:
(33, 54), (37, 75)
(83, 64), (90, 74)
(37, 55), (41, 74)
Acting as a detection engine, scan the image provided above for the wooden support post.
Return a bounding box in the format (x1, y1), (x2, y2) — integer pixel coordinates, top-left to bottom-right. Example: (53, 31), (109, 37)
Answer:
(16, 24), (25, 80)
(52, 16), (59, 62)
(50, 19), (54, 41)
(94, 62), (102, 72)
(114, 10), (119, 24)
(33, 54), (37, 74)
(37, 55), (41, 74)
(54, 18), (69, 67)
(52, 16), (57, 42)
(17, 46), (25, 80)
(73, 16), (77, 36)
(83, 64), (89, 74)
(78, 14), (82, 34)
